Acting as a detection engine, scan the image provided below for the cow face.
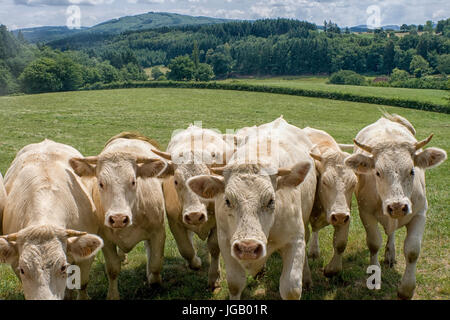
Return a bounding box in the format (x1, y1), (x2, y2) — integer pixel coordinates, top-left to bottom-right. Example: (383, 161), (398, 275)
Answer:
(0, 225), (103, 300)
(187, 161), (311, 262)
(152, 149), (227, 226)
(311, 150), (357, 226)
(173, 164), (212, 226)
(70, 153), (168, 228)
(345, 135), (447, 219)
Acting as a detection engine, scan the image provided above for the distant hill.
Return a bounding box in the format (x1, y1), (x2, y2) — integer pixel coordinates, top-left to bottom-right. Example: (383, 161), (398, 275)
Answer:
(348, 24), (400, 32)
(12, 12), (233, 43)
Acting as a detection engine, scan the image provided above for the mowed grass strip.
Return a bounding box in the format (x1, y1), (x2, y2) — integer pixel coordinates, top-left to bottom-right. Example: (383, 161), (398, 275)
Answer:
(0, 88), (448, 300)
(221, 77), (450, 109)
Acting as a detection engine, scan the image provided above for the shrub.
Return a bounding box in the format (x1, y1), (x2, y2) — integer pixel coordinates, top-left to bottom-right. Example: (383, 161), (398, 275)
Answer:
(390, 68), (410, 82)
(167, 55), (195, 81)
(151, 67), (164, 80)
(194, 63), (215, 82)
(410, 55), (432, 78)
(329, 70), (366, 85)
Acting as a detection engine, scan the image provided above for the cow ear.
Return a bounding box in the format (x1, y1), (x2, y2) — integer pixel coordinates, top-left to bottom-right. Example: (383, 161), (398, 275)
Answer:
(414, 148), (447, 169)
(70, 158), (96, 177)
(277, 161), (311, 190)
(187, 175), (225, 200)
(67, 234), (103, 261)
(0, 238), (18, 264)
(136, 158), (169, 178)
(345, 154), (374, 174)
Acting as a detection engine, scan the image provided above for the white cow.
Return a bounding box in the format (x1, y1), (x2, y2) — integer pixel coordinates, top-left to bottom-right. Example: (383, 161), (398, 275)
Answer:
(152, 125), (235, 289)
(0, 139), (103, 300)
(187, 117), (317, 299)
(304, 127), (357, 277)
(0, 172), (6, 233)
(69, 132), (168, 300)
(345, 114), (447, 299)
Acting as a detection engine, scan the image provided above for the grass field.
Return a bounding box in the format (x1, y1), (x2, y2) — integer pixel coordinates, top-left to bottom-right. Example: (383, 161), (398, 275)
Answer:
(0, 87), (448, 300)
(221, 77), (449, 107)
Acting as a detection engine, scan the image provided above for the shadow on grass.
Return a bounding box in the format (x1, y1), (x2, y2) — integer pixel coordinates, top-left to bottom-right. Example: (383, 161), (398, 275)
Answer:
(241, 248), (403, 300)
(87, 252), (216, 300)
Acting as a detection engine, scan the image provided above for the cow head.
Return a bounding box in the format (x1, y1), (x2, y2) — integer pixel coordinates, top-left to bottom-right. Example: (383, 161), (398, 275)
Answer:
(70, 153), (169, 228)
(187, 161), (311, 262)
(310, 149), (357, 226)
(0, 225), (103, 300)
(345, 134), (447, 218)
(153, 148), (225, 226)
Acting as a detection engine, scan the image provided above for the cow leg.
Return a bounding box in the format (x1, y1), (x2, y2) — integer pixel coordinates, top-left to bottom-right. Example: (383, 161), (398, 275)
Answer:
(102, 240), (121, 300)
(207, 227), (221, 290)
(360, 210), (382, 267)
(308, 230), (320, 260)
(398, 214), (425, 300)
(76, 257), (95, 300)
(117, 248), (128, 265)
(145, 227), (165, 286)
(384, 232), (396, 267)
(167, 216), (201, 270)
(279, 238), (305, 300)
(324, 222), (350, 277)
(302, 225), (312, 288)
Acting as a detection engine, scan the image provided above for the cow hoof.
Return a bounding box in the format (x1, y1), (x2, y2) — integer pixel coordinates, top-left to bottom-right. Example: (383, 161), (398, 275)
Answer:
(302, 278), (312, 290)
(208, 279), (221, 291)
(148, 273), (162, 286)
(188, 256), (202, 270)
(106, 293), (120, 300)
(308, 251), (320, 260)
(323, 266), (341, 278)
(397, 290), (413, 300)
(383, 258), (396, 268)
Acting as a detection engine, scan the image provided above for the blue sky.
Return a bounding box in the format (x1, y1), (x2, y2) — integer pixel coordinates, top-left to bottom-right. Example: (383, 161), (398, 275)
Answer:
(1, 0), (449, 30)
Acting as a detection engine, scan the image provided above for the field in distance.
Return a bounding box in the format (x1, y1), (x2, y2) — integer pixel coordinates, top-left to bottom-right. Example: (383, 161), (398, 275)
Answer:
(220, 76), (449, 108)
(0, 88), (448, 300)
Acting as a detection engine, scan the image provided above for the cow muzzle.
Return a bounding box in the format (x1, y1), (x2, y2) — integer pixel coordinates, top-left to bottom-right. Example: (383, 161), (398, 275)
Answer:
(107, 214), (131, 228)
(385, 201), (411, 219)
(330, 212), (350, 226)
(232, 239), (265, 261)
(183, 211), (207, 226)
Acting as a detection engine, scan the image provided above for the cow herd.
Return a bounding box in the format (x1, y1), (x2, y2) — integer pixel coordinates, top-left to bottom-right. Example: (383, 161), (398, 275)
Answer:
(0, 113), (446, 300)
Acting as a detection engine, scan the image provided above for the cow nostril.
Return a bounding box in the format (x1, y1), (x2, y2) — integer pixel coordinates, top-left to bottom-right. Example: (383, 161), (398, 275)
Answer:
(344, 216), (350, 223)
(254, 244), (263, 255)
(402, 205), (409, 213)
(331, 215), (337, 223)
(123, 216), (129, 224)
(198, 214), (205, 222)
(109, 216), (115, 225)
(387, 206), (393, 214)
(185, 215), (191, 222)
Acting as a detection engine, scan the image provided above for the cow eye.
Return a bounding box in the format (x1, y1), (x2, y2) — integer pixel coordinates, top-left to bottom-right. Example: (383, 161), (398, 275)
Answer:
(131, 180), (136, 187)
(20, 268), (25, 275)
(99, 182), (104, 189)
(174, 180), (178, 186)
(60, 265), (67, 273)
(267, 199), (275, 208)
(225, 198), (231, 208)
(410, 168), (415, 176)
(376, 171), (381, 177)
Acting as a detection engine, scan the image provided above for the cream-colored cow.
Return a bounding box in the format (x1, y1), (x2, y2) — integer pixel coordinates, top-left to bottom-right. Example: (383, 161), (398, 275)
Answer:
(187, 117), (316, 299)
(345, 114), (447, 299)
(0, 172), (6, 233)
(304, 127), (357, 277)
(69, 133), (168, 300)
(152, 125), (235, 289)
(0, 139), (103, 300)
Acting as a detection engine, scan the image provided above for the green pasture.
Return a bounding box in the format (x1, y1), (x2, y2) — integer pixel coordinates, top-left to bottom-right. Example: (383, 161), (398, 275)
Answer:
(0, 88), (448, 300)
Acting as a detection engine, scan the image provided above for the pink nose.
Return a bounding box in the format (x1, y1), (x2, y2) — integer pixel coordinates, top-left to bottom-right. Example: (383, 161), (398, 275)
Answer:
(108, 214), (130, 228)
(330, 213), (350, 226)
(183, 212), (206, 225)
(233, 240), (264, 260)
(387, 203), (409, 217)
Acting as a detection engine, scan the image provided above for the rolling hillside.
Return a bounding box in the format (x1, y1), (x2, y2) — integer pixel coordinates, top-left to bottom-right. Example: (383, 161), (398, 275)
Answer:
(12, 12), (233, 43)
